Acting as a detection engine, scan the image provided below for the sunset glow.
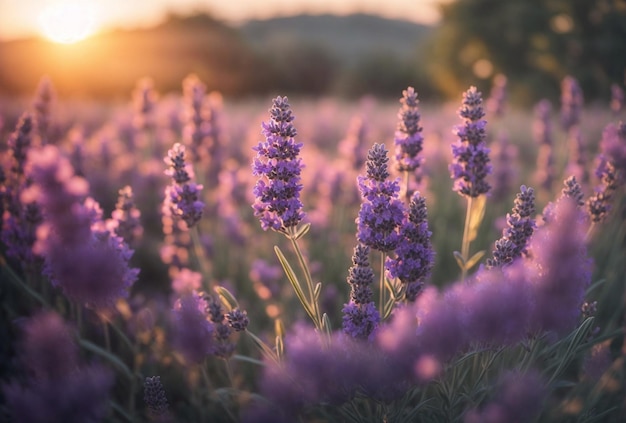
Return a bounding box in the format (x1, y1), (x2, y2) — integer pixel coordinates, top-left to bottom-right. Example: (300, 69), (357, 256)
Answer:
(38, 1), (98, 44)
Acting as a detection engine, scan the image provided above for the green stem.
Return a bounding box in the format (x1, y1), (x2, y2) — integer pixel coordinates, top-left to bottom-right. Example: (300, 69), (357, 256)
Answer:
(102, 317), (111, 353)
(379, 252), (386, 319)
(461, 196), (474, 281)
(2, 261), (48, 307)
(190, 226), (212, 290)
(288, 229), (322, 330)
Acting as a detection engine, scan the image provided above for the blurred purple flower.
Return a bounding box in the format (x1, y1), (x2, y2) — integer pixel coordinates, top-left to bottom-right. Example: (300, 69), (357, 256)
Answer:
(489, 131), (518, 202)
(171, 292), (214, 364)
(464, 370), (545, 423)
(486, 74), (508, 118)
(449, 86), (491, 198)
(2, 311), (114, 423)
(533, 99), (555, 192)
(164, 143), (204, 229)
(394, 87), (424, 178)
(252, 96), (305, 232)
(356, 143), (404, 252)
(107, 185), (143, 247)
(587, 161), (618, 223)
(610, 83), (624, 114)
(597, 122), (626, 183)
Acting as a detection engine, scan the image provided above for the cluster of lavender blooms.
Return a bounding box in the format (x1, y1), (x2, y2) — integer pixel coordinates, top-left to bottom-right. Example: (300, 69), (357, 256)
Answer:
(252, 96), (305, 232)
(449, 86), (491, 198)
(486, 185), (536, 268)
(163, 143), (204, 229)
(252, 199), (592, 420)
(394, 87), (424, 182)
(22, 146), (139, 309)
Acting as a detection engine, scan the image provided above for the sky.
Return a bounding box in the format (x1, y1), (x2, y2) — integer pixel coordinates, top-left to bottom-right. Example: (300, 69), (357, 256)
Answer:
(0, 0), (443, 41)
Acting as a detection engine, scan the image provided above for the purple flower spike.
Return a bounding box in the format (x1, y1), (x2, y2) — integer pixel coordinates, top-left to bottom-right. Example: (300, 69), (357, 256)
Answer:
(449, 86), (491, 198)
(560, 75), (584, 132)
(356, 143), (404, 252)
(171, 292), (214, 364)
(385, 192), (434, 300)
(487, 185), (536, 268)
(342, 244), (380, 340)
(252, 96), (305, 232)
(164, 143), (204, 229)
(394, 87), (424, 175)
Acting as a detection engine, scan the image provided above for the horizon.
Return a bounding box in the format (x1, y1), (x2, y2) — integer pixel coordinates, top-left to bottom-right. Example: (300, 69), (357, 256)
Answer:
(0, 0), (443, 42)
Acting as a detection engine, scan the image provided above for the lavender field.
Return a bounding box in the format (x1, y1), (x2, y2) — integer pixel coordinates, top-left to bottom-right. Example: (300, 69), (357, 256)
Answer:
(1, 74), (625, 423)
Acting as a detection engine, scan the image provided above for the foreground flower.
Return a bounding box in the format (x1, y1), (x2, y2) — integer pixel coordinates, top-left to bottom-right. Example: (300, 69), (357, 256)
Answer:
(252, 96), (305, 232)
(385, 192), (434, 301)
(394, 87), (424, 177)
(449, 86), (491, 198)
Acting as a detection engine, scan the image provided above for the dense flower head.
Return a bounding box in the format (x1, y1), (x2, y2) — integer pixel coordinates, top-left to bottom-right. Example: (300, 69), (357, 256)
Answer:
(144, 376), (169, 417)
(394, 86), (424, 173)
(226, 308), (249, 332)
(356, 143), (404, 252)
(107, 185), (143, 246)
(252, 96), (305, 231)
(205, 294), (236, 358)
(449, 86), (492, 197)
(486, 74), (508, 118)
(533, 99), (553, 146)
(385, 192), (434, 297)
(164, 143), (204, 228)
(587, 161), (618, 223)
(562, 176), (585, 207)
(7, 112), (36, 178)
(341, 301), (380, 341)
(182, 74), (216, 164)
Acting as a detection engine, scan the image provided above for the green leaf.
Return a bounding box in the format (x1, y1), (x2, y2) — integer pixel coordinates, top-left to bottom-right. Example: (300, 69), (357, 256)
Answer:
(453, 251), (466, 270)
(245, 330), (279, 364)
(468, 195), (487, 243)
(293, 223), (311, 240)
(275, 335), (284, 360)
(465, 250), (486, 271)
(322, 313), (332, 341)
(215, 286), (239, 311)
(274, 246), (315, 322)
(313, 282), (322, 301)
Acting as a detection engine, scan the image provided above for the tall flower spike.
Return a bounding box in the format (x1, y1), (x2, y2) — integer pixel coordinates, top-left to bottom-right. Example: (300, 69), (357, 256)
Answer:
(587, 161), (618, 223)
(533, 99), (555, 192)
(108, 185), (143, 247)
(486, 73), (508, 118)
(385, 191), (434, 301)
(560, 75), (584, 132)
(144, 376), (170, 419)
(449, 86), (491, 198)
(342, 244), (380, 340)
(486, 185), (536, 268)
(164, 143), (204, 229)
(356, 143), (404, 252)
(252, 96), (305, 232)
(394, 87), (424, 176)
(562, 176), (585, 207)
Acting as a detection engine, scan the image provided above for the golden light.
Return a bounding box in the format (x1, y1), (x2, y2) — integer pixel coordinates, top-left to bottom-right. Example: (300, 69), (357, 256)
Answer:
(38, 1), (97, 44)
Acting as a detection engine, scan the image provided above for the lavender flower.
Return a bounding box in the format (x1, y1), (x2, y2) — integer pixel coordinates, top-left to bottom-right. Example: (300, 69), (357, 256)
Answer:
(144, 376), (170, 418)
(394, 87), (424, 177)
(565, 126), (589, 186)
(342, 244), (380, 340)
(533, 100), (555, 192)
(164, 143), (204, 229)
(226, 308), (249, 332)
(21, 146), (138, 309)
(171, 292), (214, 364)
(206, 294), (236, 358)
(598, 122), (626, 182)
(182, 74), (215, 164)
(33, 75), (55, 145)
(385, 192), (434, 301)
(107, 185), (143, 246)
(587, 161), (618, 223)
(449, 86), (491, 198)
(486, 185), (536, 268)
(562, 176), (585, 207)
(132, 77), (157, 132)
(464, 370), (545, 423)
(356, 143), (404, 252)
(338, 116), (369, 170)
(252, 96), (305, 232)
(560, 76), (584, 131)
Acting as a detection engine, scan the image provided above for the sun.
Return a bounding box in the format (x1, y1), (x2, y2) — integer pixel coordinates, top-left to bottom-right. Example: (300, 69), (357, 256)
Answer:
(38, 1), (97, 44)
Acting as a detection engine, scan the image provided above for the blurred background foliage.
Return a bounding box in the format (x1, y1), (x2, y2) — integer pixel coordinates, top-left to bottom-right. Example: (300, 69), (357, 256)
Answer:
(0, 0), (625, 105)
